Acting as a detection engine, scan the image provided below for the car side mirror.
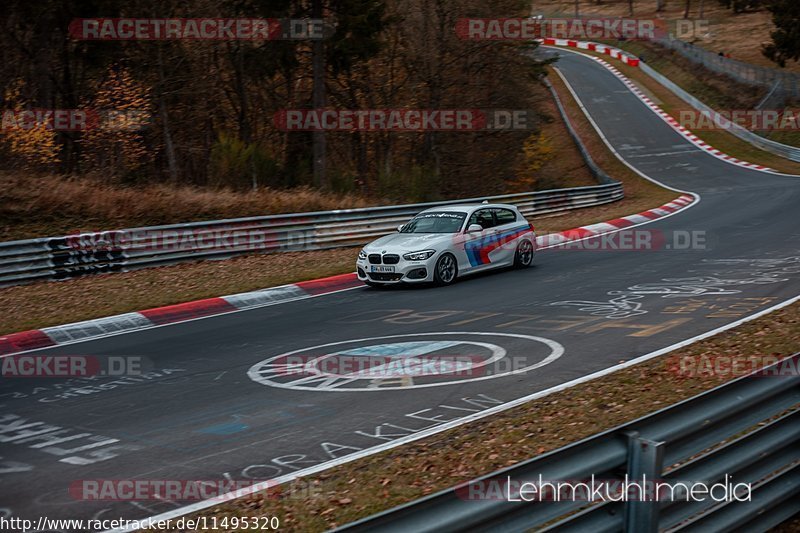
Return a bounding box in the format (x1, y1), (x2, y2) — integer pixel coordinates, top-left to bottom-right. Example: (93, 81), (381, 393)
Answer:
(397, 224), (405, 232)
(467, 224), (483, 233)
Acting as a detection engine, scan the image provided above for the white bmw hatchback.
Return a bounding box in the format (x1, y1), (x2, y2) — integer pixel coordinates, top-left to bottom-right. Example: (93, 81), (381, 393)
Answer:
(356, 203), (536, 286)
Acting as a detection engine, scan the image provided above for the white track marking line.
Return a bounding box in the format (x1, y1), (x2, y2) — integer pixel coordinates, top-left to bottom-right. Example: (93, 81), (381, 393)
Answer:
(105, 293), (800, 532)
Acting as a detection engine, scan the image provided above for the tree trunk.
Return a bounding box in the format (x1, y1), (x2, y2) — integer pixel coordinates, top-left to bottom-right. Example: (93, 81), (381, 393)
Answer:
(311, 0), (327, 189)
(156, 46), (179, 183)
(232, 45), (251, 145)
(683, 0), (691, 19)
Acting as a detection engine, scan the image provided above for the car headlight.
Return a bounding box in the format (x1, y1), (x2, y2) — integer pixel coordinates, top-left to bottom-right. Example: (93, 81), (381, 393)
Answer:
(403, 249), (436, 261)
(358, 249), (367, 260)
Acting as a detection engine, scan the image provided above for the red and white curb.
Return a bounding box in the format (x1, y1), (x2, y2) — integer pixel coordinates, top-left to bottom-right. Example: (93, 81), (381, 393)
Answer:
(536, 193), (695, 247)
(540, 37), (640, 66)
(541, 39), (775, 173)
(0, 194), (696, 356)
(0, 273), (362, 355)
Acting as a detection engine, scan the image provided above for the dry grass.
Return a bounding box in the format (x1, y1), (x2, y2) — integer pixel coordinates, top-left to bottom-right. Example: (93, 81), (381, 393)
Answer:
(612, 41), (766, 109)
(0, 98), (597, 244)
(536, 0), (800, 73)
(151, 301), (799, 531)
(0, 173), (379, 242)
(519, 87), (599, 191)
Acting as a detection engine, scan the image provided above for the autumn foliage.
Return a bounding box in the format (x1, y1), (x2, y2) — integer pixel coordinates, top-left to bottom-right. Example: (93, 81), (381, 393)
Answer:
(0, 0), (555, 203)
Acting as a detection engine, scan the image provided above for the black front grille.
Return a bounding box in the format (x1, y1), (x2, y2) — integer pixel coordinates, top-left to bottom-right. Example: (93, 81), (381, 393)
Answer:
(368, 254), (382, 264)
(383, 254), (400, 264)
(368, 272), (404, 281)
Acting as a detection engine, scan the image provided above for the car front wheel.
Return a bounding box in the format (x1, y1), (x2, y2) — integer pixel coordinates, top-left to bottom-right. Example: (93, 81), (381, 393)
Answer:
(433, 253), (458, 285)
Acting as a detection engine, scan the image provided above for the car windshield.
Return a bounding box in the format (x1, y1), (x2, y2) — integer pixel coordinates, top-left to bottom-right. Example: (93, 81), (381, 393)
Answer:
(400, 211), (467, 233)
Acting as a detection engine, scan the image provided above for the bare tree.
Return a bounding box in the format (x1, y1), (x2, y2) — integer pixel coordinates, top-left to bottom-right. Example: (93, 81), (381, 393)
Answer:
(311, 0), (327, 189)
(156, 46), (178, 183)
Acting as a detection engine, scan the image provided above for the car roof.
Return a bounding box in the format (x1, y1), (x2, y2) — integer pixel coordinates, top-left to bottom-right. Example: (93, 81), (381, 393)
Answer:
(418, 203), (519, 214)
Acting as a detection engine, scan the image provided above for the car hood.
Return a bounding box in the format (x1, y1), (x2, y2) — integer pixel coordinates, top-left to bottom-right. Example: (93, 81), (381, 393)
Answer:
(364, 232), (454, 252)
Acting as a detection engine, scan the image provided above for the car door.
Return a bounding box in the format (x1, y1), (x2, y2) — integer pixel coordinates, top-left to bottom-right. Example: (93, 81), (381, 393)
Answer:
(462, 208), (499, 271)
(489, 208), (522, 266)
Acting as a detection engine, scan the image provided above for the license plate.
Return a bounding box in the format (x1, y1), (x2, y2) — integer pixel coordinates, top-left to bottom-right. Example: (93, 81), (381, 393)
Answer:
(371, 266), (395, 273)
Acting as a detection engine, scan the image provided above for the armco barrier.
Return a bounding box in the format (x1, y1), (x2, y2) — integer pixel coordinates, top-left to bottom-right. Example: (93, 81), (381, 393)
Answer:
(655, 36), (800, 98)
(337, 353), (800, 533)
(543, 77), (615, 185)
(638, 62), (800, 163)
(0, 182), (623, 287)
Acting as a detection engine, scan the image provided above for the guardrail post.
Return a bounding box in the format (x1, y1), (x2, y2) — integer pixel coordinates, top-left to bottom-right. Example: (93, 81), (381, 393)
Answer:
(623, 431), (665, 533)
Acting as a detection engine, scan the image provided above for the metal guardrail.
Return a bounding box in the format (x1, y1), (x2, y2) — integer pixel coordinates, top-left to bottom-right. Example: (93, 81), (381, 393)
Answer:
(337, 353), (800, 532)
(0, 182), (623, 287)
(655, 37), (800, 98)
(543, 77), (616, 185)
(638, 62), (800, 163)
(538, 11), (800, 98)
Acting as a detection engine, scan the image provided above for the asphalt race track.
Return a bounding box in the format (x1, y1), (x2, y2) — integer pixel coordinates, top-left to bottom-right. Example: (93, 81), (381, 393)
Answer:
(1, 50), (799, 528)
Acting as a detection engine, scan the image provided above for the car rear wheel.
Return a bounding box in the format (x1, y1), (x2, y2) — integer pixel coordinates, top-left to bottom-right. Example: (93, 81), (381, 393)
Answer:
(514, 239), (534, 268)
(433, 253), (458, 285)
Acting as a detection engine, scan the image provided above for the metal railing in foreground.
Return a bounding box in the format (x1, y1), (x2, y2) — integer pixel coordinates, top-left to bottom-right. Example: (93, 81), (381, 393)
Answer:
(0, 182), (623, 287)
(336, 353), (800, 533)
